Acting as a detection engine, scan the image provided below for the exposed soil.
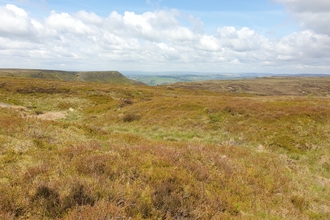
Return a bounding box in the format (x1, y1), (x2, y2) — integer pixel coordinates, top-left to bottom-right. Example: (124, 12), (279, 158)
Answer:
(34, 111), (67, 120)
(0, 102), (27, 111)
(0, 102), (67, 120)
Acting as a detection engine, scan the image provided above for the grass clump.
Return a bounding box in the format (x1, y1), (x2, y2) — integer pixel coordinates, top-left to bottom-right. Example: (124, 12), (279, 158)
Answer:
(122, 113), (141, 122)
(31, 185), (61, 218)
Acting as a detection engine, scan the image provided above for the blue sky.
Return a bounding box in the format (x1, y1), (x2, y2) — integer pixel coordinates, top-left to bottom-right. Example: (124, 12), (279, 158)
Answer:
(0, 0), (330, 73)
(6, 0), (295, 35)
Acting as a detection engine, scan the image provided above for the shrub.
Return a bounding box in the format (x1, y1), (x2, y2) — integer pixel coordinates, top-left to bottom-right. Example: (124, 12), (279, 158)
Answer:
(151, 177), (198, 218)
(123, 113), (141, 122)
(31, 185), (61, 218)
(63, 183), (95, 209)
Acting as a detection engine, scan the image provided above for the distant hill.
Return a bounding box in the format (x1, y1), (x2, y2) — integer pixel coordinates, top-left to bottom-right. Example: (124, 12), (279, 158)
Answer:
(124, 71), (330, 86)
(0, 69), (144, 85)
(125, 72), (248, 86)
(169, 76), (330, 96)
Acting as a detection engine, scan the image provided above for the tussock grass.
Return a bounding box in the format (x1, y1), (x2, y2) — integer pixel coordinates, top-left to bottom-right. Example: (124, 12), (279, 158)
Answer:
(0, 77), (329, 219)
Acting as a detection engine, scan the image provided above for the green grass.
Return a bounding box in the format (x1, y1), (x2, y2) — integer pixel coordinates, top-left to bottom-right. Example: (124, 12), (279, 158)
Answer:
(0, 76), (329, 219)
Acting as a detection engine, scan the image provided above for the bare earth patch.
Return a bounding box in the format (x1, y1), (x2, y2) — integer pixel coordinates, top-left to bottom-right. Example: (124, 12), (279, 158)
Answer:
(0, 102), (67, 120)
(35, 111), (67, 120)
(0, 102), (27, 111)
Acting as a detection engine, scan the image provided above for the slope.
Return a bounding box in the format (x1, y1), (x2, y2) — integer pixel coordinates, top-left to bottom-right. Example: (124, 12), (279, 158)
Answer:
(0, 69), (144, 85)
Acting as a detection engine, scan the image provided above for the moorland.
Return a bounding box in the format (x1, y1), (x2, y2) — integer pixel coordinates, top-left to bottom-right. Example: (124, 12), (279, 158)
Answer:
(0, 71), (329, 219)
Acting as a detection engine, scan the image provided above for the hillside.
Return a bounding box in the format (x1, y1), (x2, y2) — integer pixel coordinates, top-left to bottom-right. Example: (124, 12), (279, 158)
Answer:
(170, 76), (330, 96)
(0, 76), (329, 219)
(0, 69), (144, 85)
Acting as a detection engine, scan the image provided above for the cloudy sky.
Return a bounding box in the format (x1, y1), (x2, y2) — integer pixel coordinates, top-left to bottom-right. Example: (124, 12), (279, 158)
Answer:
(1, 0), (330, 73)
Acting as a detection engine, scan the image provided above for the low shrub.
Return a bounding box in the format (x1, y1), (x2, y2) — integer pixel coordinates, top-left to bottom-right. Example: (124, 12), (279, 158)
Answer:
(123, 113), (141, 122)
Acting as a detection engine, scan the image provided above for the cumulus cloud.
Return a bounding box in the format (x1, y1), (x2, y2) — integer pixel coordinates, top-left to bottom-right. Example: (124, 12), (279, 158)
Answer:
(275, 0), (330, 35)
(275, 31), (330, 64)
(104, 10), (193, 42)
(46, 11), (96, 35)
(0, 4), (330, 73)
(217, 27), (266, 52)
(0, 4), (34, 36)
(275, 0), (330, 12)
(74, 10), (104, 25)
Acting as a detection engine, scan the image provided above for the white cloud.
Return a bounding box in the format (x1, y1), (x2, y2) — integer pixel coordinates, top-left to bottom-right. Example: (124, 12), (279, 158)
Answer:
(217, 27), (265, 52)
(275, 31), (330, 64)
(275, 0), (330, 12)
(45, 11), (96, 35)
(156, 43), (180, 60)
(105, 10), (192, 42)
(199, 35), (220, 51)
(0, 4), (330, 73)
(275, 0), (330, 35)
(188, 15), (204, 33)
(0, 4), (34, 36)
(74, 10), (104, 25)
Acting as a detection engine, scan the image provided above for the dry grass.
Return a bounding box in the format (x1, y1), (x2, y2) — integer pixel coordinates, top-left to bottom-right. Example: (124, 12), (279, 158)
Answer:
(0, 76), (329, 219)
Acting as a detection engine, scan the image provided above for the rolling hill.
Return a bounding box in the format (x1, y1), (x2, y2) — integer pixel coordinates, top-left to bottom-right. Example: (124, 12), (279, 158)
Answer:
(170, 76), (330, 96)
(0, 69), (144, 85)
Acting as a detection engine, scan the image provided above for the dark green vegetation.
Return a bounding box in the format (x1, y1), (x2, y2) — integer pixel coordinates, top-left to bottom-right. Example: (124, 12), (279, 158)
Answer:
(0, 76), (329, 219)
(0, 69), (144, 85)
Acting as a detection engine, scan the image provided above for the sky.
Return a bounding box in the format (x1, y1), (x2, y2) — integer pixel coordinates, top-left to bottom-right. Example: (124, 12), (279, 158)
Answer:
(0, 0), (330, 73)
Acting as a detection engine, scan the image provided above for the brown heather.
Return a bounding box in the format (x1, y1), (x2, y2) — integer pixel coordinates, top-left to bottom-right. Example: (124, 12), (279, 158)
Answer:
(0, 76), (329, 219)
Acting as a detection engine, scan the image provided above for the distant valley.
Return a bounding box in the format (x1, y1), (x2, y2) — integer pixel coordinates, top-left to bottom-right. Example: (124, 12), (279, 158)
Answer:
(123, 71), (330, 86)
